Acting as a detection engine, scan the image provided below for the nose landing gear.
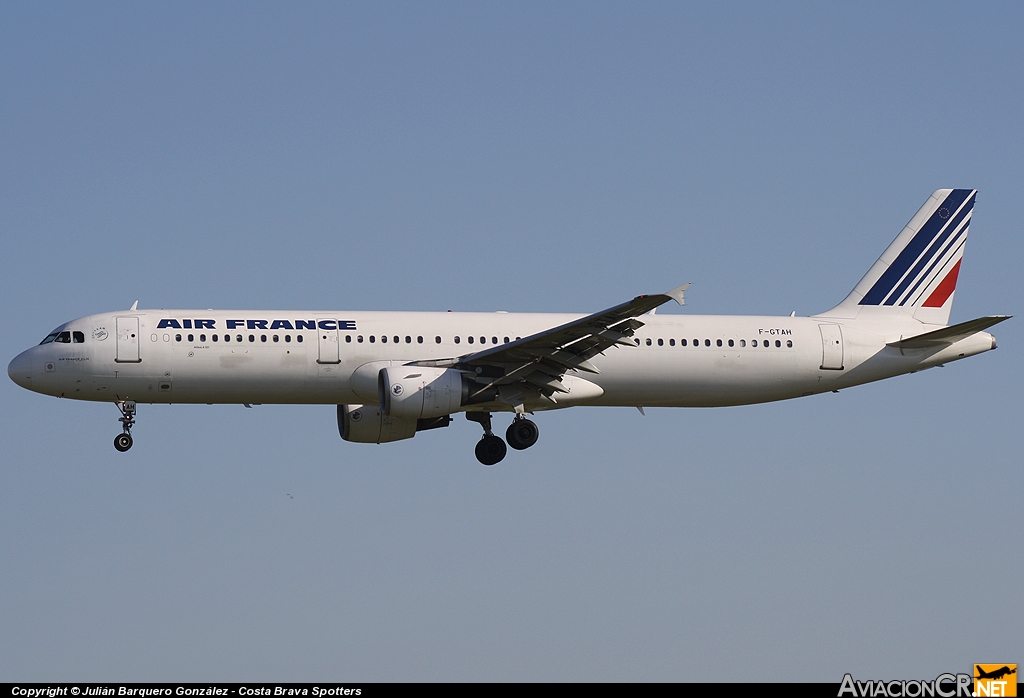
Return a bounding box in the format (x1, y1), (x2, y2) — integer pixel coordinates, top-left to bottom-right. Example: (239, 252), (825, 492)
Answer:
(114, 400), (136, 452)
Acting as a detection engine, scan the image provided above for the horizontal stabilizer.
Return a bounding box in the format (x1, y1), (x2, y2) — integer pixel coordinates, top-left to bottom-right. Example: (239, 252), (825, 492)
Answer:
(887, 315), (1011, 349)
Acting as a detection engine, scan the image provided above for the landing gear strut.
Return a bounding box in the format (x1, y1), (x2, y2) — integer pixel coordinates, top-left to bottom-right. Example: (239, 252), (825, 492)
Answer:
(114, 400), (136, 452)
(467, 412), (507, 466)
(506, 417), (539, 450)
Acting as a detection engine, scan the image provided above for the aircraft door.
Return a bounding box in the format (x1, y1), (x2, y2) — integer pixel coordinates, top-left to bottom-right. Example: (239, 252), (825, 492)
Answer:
(317, 321), (340, 364)
(818, 323), (844, 370)
(115, 317), (141, 363)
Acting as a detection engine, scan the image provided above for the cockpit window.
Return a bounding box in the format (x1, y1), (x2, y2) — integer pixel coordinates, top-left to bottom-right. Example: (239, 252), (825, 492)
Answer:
(54, 331), (72, 343)
(73, 331), (85, 343)
(39, 333), (59, 345)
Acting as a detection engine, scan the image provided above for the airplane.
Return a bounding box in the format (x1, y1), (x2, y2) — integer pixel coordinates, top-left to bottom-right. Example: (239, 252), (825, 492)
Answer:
(7, 189), (1009, 465)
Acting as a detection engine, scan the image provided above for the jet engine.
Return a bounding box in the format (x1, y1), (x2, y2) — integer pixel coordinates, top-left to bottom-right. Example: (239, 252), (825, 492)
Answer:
(338, 404), (451, 444)
(378, 366), (497, 419)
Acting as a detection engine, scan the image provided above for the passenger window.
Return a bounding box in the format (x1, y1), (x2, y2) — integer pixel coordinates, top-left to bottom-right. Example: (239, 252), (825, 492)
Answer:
(681, 339), (687, 346)
(357, 335), (363, 343)
(468, 336), (474, 344)
(198, 334), (205, 342)
(504, 337), (510, 344)
(645, 338), (652, 346)
(73, 331), (85, 343)
(669, 339), (675, 346)
(751, 340), (757, 347)
(716, 339), (722, 347)
(224, 334), (230, 343)
(273, 335), (279, 343)
(704, 339), (711, 347)
(480, 336), (486, 344)
(345, 335), (351, 343)
(435, 336), (441, 344)
(175, 334), (182, 342)
(261, 335), (267, 343)
(728, 339), (734, 347)
(775, 340), (781, 347)
(297, 335), (303, 343)
(249, 334), (255, 343)
(635, 338), (640, 346)
(491, 337), (497, 344)
(394, 336), (399, 344)
(405, 336), (411, 344)
(454, 336), (461, 344)
(658, 338), (664, 346)
(214, 334), (220, 342)
(740, 339), (746, 347)
(381, 335), (387, 343)
(236, 335), (243, 342)
(417, 336), (423, 344)
(285, 335), (291, 343)
(787, 340), (793, 348)
(693, 339), (699, 346)
(370, 336), (376, 343)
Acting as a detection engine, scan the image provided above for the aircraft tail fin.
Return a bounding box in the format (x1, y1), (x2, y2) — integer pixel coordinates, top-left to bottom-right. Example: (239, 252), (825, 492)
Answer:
(816, 189), (977, 325)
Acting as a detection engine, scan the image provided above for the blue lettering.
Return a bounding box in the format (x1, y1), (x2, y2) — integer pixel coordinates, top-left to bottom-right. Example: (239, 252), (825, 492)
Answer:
(247, 320), (268, 330)
(157, 319), (182, 329)
(270, 320), (294, 330)
(295, 320), (316, 330)
(183, 319), (192, 329)
(227, 320), (245, 329)
(317, 320), (337, 330)
(195, 319), (215, 329)
(338, 320), (356, 330)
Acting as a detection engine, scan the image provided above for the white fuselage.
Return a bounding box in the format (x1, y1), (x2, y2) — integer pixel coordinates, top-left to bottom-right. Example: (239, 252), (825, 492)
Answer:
(10, 309), (997, 411)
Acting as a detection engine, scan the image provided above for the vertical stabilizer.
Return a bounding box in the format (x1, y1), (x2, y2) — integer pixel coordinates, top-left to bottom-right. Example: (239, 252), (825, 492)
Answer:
(815, 189), (976, 326)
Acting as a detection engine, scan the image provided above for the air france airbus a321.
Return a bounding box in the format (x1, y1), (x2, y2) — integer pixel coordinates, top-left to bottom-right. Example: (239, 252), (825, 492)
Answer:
(8, 189), (1009, 465)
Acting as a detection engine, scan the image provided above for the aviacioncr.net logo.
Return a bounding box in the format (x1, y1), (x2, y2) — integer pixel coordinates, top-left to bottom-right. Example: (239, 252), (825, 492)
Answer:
(839, 673), (973, 698)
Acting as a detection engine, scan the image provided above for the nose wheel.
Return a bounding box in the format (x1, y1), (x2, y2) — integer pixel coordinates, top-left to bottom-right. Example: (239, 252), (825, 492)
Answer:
(114, 400), (137, 452)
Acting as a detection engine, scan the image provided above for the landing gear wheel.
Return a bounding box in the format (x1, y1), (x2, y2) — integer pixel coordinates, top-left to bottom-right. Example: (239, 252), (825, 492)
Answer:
(506, 418), (539, 450)
(114, 400), (137, 453)
(475, 434), (507, 466)
(114, 433), (133, 452)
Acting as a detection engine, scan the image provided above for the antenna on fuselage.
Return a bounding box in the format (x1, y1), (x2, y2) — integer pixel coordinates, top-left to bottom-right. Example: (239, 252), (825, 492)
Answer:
(130, 300), (139, 311)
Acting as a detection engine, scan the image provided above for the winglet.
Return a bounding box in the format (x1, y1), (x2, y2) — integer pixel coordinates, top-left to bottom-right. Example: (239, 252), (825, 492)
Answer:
(130, 300), (139, 311)
(664, 283), (691, 306)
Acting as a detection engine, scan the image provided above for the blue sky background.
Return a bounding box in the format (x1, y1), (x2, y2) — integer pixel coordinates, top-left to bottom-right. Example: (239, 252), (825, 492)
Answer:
(1, 2), (1021, 681)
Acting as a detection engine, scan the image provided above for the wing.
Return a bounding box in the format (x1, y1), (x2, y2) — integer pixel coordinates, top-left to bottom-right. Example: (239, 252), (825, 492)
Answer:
(410, 283), (690, 410)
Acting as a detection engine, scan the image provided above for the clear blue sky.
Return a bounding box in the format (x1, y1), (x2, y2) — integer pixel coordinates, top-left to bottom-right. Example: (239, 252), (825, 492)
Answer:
(2, 1), (1021, 681)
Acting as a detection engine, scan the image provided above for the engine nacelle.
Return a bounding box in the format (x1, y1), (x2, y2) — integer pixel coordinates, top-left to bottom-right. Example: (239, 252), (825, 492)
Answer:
(337, 404), (452, 444)
(378, 365), (496, 419)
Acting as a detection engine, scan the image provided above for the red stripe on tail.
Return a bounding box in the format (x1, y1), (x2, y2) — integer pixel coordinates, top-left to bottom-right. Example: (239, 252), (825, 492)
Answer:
(922, 259), (962, 308)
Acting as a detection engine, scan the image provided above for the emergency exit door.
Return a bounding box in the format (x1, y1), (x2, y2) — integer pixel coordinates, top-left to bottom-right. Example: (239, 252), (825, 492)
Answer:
(317, 322), (340, 364)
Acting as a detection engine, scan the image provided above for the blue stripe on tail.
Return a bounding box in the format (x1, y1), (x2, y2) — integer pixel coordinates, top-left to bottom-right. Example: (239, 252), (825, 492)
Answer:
(859, 189), (974, 306)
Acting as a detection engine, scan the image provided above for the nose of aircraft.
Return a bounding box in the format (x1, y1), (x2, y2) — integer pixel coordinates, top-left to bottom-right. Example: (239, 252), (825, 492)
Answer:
(8, 350), (33, 390)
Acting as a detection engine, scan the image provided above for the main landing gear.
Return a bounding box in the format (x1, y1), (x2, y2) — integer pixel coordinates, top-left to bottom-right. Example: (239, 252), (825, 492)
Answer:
(114, 400), (136, 452)
(467, 412), (539, 465)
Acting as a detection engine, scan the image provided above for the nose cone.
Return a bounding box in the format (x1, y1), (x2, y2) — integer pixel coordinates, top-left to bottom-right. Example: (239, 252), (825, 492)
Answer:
(8, 350), (33, 390)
